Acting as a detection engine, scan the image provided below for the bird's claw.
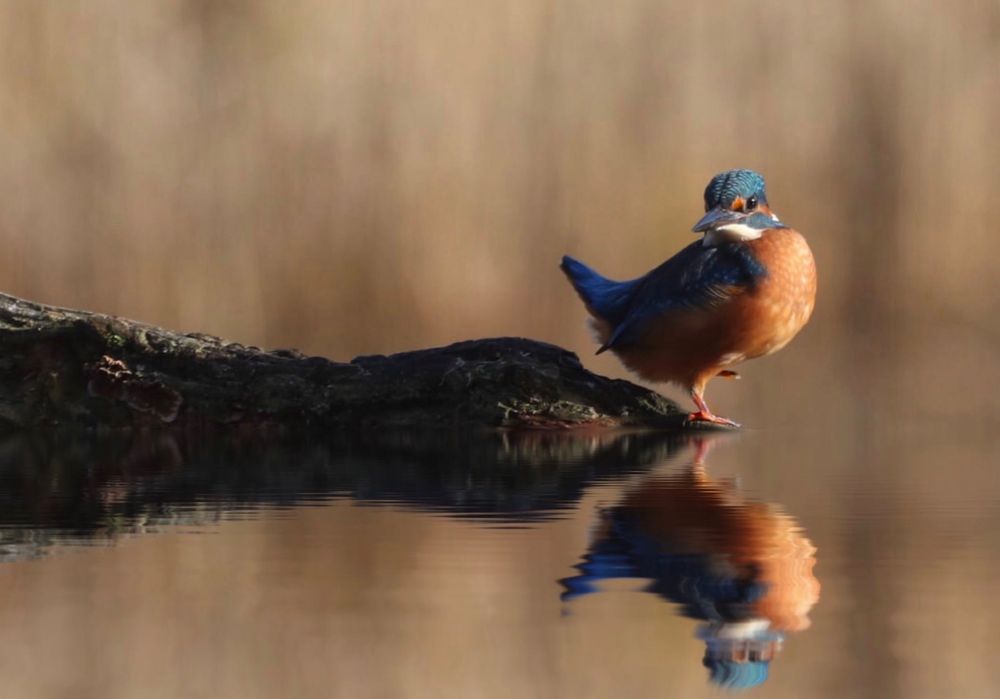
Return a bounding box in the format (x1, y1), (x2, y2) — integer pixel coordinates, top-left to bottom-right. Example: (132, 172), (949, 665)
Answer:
(686, 411), (741, 428)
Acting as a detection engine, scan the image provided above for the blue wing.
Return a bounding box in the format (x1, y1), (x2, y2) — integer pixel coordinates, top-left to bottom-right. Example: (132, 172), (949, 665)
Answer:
(560, 256), (641, 328)
(588, 241), (767, 353)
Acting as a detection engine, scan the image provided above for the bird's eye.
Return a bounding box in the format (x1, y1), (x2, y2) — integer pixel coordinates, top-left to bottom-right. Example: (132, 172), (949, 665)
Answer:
(746, 196), (758, 211)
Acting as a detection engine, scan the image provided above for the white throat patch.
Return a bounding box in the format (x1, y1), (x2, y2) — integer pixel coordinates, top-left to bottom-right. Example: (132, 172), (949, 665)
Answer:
(702, 223), (763, 247)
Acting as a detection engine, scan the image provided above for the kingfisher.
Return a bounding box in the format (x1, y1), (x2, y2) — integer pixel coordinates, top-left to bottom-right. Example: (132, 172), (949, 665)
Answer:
(561, 169), (816, 427)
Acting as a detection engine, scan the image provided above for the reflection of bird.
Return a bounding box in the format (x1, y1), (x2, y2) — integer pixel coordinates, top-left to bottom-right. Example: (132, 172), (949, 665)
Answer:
(561, 169), (816, 426)
(561, 438), (820, 691)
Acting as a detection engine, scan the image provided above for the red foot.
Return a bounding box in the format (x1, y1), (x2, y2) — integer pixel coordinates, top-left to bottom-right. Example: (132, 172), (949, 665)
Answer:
(685, 411), (741, 428)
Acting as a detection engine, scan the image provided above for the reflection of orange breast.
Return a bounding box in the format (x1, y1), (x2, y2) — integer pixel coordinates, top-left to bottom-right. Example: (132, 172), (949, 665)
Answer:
(620, 470), (820, 632)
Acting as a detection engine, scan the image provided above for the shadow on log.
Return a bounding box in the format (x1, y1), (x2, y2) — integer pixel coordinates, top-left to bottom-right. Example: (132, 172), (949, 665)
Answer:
(0, 292), (687, 430)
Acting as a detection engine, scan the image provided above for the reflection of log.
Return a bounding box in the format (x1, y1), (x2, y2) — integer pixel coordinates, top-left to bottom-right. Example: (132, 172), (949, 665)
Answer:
(0, 293), (686, 430)
(0, 429), (692, 560)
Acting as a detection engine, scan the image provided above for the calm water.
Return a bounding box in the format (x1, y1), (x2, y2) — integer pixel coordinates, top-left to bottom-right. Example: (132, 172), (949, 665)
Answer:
(1, 360), (999, 697)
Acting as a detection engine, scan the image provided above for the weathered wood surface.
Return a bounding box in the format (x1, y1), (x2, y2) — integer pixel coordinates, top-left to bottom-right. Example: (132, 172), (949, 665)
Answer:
(0, 292), (686, 431)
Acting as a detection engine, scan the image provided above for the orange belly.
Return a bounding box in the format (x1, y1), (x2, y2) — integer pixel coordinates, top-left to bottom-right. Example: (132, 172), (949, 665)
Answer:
(608, 228), (816, 389)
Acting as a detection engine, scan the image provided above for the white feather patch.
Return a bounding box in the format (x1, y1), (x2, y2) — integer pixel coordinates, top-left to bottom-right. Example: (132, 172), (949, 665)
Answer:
(702, 223), (763, 246)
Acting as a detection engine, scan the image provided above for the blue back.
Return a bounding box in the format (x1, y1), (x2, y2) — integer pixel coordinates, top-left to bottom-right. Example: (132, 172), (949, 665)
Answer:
(562, 241), (767, 353)
(560, 256), (641, 327)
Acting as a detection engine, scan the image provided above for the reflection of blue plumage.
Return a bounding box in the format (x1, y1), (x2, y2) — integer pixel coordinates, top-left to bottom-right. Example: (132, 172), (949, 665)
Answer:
(561, 240), (767, 354)
(559, 503), (778, 691)
(559, 511), (767, 623)
(705, 659), (770, 692)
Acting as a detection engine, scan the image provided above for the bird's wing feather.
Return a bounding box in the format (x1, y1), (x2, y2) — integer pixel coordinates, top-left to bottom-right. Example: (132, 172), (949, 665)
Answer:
(560, 255), (641, 326)
(598, 240), (766, 353)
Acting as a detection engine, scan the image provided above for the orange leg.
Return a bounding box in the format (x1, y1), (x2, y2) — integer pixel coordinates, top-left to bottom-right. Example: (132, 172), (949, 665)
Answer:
(686, 383), (740, 428)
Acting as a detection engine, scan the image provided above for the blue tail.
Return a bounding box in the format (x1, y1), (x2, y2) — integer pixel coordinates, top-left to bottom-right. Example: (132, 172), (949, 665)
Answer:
(560, 255), (637, 327)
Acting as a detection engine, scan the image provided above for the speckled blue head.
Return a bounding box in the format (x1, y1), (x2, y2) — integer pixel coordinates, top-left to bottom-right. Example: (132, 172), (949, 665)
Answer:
(703, 169), (767, 211)
(692, 169), (783, 236)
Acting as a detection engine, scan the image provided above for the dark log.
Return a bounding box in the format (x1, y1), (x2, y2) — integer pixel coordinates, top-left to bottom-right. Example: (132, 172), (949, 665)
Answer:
(0, 292), (687, 430)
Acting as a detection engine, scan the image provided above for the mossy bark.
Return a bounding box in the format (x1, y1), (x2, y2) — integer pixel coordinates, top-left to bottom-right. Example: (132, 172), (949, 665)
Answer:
(0, 292), (686, 431)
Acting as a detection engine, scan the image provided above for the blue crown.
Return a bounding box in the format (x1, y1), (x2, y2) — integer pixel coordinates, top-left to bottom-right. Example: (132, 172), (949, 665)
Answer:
(704, 169), (767, 210)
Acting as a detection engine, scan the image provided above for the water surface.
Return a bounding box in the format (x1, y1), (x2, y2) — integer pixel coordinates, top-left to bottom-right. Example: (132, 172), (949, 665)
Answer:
(0, 400), (998, 699)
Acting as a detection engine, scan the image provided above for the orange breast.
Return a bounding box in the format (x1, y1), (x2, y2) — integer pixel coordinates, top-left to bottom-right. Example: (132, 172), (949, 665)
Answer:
(612, 228), (816, 388)
(731, 228), (817, 359)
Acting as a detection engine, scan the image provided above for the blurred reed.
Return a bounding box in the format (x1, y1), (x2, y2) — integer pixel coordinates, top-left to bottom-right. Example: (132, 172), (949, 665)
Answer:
(0, 0), (996, 376)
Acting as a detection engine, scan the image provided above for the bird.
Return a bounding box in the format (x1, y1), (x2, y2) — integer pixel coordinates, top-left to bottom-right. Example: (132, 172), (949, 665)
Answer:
(561, 169), (816, 427)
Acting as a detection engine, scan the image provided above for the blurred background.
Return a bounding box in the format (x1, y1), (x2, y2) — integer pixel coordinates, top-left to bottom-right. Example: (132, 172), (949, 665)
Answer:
(0, 0), (998, 417)
(1, 4), (1000, 698)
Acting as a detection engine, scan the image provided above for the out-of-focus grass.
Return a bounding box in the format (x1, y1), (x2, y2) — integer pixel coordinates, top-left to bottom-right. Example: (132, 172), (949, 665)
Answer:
(0, 1), (996, 369)
(0, 7), (997, 698)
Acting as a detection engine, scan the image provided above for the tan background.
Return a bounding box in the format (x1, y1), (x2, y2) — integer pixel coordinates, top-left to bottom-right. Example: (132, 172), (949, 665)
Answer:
(0, 5), (998, 698)
(0, 1), (996, 365)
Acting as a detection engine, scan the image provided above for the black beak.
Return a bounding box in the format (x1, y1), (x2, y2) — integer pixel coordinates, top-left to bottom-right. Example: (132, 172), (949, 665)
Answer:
(692, 206), (745, 233)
